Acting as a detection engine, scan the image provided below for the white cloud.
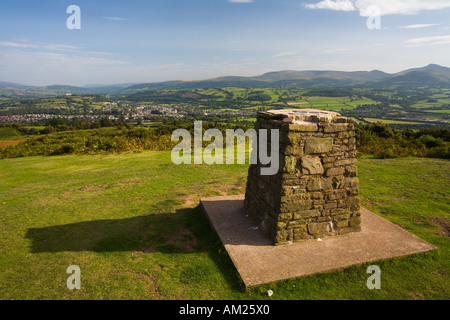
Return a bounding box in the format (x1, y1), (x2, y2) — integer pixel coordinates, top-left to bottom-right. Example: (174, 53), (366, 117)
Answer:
(103, 17), (135, 21)
(0, 41), (82, 51)
(229, 0), (254, 3)
(43, 44), (83, 51)
(324, 48), (350, 53)
(400, 23), (441, 29)
(0, 49), (129, 85)
(404, 35), (450, 46)
(0, 39), (131, 83)
(304, 0), (450, 16)
(0, 41), (38, 49)
(271, 51), (297, 58)
(304, 0), (356, 11)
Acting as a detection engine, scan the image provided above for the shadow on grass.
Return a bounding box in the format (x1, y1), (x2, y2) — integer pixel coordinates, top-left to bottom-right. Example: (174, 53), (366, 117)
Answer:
(25, 204), (245, 290)
(26, 205), (205, 253)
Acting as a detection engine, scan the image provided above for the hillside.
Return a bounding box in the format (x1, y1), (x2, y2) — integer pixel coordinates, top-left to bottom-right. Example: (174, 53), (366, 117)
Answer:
(371, 64), (450, 87)
(123, 64), (450, 91)
(0, 81), (30, 90)
(2, 65), (449, 98)
(0, 151), (448, 299)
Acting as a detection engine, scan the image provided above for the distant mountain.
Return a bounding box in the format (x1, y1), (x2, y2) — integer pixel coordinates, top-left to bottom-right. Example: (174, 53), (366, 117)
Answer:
(0, 81), (31, 90)
(125, 69), (393, 91)
(82, 83), (139, 94)
(83, 83), (138, 88)
(126, 66), (450, 91)
(44, 85), (94, 94)
(256, 69), (389, 82)
(374, 64), (450, 87)
(1, 64), (449, 97)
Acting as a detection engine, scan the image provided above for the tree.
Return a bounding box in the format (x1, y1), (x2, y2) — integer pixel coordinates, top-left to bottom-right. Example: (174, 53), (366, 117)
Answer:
(100, 117), (113, 127)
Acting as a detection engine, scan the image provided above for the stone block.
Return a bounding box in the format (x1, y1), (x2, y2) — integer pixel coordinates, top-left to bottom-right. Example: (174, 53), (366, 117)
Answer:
(326, 166), (346, 177)
(288, 124), (318, 132)
(301, 156), (324, 175)
(323, 124), (348, 133)
(304, 137), (333, 154)
(334, 158), (357, 167)
(307, 222), (329, 235)
(345, 165), (358, 177)
(306, 177), (333, 192)
(280, 200), (313, 213)
(284, 144), (304, 157)
(334, 220), (348, 229)
(293, 226), (309, 240)
(281, 132), (301, 145)
(294, 209), (320, 219)
(349, 214), (361, 227)
(282, 156), (297, 173)
(333, 117), (349, 123)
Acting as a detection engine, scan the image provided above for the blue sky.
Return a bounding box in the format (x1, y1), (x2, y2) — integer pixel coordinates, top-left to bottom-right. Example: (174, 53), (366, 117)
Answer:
(1, 0), (450, 86)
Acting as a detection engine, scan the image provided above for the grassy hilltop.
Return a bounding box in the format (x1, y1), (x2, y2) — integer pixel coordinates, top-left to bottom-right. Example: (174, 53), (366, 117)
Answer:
(0, 150), (448, 299)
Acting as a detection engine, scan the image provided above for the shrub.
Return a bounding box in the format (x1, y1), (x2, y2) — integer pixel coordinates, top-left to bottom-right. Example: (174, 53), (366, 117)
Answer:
(418, 135), (445, 148)
(355, 123), (449, 159)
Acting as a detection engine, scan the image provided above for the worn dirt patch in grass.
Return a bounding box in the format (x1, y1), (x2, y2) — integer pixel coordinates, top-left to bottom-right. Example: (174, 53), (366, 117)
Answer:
(360, 197), (391, 207)
(166, 228), (198, 252)
(180, 181), (246, 208)
(180, 194), (199, 208)
(428, 218), (450, 237)
(63, 185), (110, 195)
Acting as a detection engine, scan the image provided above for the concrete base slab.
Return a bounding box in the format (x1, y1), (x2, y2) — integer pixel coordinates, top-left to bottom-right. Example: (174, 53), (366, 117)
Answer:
(200, 195), (437, 288)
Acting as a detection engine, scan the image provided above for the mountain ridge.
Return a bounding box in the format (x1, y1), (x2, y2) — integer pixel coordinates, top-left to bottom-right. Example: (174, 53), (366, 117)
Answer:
(1, 64), (449, 94)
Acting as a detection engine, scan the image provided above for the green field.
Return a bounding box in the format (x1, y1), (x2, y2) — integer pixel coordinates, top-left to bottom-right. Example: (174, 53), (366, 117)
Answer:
(26, 126), (46, 130)
(2, 87), (448, 127)
(300, 96), (376, 111)
(364, 118), (425, 125)
(423, 109), (450, 114)
(0, 151), (448, 300)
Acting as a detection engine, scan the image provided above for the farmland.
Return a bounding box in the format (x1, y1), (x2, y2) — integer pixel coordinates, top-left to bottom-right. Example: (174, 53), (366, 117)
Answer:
(0, 86), (449, 129)
(0, 84), (448, 301)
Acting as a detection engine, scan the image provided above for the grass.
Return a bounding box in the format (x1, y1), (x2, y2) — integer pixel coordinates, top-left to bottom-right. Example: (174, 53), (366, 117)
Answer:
(0, 127), (25, 140)
(349, 117), (366, 124)
(364, 118), (424, 125)
(344, 99), (378, 107)
(300, 96), (372, 111)
(0, 152), (448, 299)
(423, 109), (450, 114)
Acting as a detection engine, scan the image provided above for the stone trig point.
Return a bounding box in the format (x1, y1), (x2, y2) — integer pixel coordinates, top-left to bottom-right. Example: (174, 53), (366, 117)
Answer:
(245, 109), (360, 245)
(200, 109), (437, 288)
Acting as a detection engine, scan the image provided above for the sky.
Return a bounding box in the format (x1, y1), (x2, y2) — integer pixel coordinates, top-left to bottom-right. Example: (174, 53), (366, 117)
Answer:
(0, 0), (450, 86)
